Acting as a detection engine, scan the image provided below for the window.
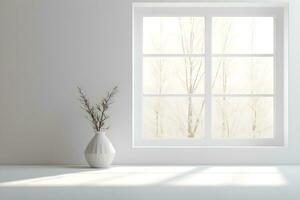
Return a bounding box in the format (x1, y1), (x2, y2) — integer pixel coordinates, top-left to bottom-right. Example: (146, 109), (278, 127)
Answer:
(133, 4), (286, 147)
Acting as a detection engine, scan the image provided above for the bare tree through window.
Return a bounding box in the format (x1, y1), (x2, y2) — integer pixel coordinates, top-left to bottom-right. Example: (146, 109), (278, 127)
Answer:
(142, 16), (274, 140)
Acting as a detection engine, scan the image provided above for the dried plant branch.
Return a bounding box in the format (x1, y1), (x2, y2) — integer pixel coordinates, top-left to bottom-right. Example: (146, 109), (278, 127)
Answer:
(78, 86), (118, 132)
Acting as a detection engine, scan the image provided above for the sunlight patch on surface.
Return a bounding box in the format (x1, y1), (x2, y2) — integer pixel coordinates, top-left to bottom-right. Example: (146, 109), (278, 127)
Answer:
(167, 167), (286, 186)
(0, 166), (287, 187)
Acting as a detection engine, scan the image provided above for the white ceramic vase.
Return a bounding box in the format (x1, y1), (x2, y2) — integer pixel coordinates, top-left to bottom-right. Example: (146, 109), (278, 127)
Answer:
(85, 131), (116, 168)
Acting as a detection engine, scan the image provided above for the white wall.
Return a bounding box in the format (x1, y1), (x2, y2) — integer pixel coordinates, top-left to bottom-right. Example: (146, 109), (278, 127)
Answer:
(0, 0), (298, 165)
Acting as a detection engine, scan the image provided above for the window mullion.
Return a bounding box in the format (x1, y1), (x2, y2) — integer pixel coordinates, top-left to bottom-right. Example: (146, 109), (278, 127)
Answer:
(205, 16), (212, 139)
(143, 54), (205, 57)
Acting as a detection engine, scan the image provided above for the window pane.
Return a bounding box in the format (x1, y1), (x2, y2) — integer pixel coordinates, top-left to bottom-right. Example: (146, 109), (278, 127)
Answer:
(143, 17), (205, 54)
(212, 57), (274, 94)
(143, 97), (205, 139)
(212, 17), (274, 54)
(143, 57), (205, 94)
(212, 97), (273, 139)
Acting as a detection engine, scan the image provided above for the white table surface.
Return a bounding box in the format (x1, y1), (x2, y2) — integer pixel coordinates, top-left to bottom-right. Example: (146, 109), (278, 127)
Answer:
(0, 165), (300, 200)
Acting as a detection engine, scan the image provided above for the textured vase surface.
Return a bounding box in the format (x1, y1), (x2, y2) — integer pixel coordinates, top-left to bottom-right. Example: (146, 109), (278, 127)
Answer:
(85, 131), (116, 168)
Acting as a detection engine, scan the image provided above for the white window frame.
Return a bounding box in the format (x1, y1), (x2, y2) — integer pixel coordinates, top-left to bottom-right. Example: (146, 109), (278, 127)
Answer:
(132, 3), (288, 148)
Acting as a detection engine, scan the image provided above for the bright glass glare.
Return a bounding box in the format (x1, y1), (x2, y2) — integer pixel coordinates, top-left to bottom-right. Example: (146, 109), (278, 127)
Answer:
(212, 17), (274, 54)
(143, 97), (205, 139)
(212, 97), (273, 139)
(143, 57), (205, 94)
(143, 17), (205, 54)
(212, 57), (274, 94)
